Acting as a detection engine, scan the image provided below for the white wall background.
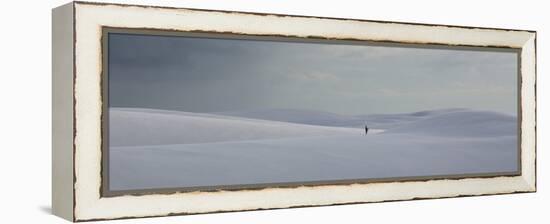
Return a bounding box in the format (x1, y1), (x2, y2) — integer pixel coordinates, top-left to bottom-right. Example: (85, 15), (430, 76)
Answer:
(0, 0), (546, 223)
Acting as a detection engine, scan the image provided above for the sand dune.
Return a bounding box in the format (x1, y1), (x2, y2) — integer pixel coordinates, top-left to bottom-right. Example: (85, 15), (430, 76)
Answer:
(109, 108), (518, 191)
(110, 108), (382, 147)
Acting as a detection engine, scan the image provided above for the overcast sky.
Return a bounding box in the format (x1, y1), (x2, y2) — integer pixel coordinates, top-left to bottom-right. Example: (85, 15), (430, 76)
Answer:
(108, 33), (518, 115)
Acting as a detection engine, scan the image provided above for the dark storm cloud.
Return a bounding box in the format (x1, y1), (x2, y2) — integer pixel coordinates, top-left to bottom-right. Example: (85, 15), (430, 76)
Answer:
(108, 33), (518, 115)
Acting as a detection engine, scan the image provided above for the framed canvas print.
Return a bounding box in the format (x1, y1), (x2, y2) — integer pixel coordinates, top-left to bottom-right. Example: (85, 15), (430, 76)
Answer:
(52, 1), (537, 222)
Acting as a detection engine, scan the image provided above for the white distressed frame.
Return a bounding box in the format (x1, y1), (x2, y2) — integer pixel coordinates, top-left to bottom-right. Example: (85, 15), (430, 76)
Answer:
(62, 1), (536, 221)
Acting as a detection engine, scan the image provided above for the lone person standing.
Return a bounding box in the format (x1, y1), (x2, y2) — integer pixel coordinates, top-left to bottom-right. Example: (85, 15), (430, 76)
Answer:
(364, 124), (369, 135)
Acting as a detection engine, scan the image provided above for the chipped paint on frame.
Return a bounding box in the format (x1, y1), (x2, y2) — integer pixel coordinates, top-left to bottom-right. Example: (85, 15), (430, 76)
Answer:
(69, 1), (537, 221)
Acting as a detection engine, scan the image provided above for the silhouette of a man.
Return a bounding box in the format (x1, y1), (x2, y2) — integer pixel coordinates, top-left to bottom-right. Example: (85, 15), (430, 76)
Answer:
(364, 124), (369, 135)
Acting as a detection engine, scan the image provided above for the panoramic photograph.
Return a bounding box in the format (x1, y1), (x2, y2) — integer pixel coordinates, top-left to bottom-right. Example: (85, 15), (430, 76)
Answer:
(106, 32), (519, 191)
